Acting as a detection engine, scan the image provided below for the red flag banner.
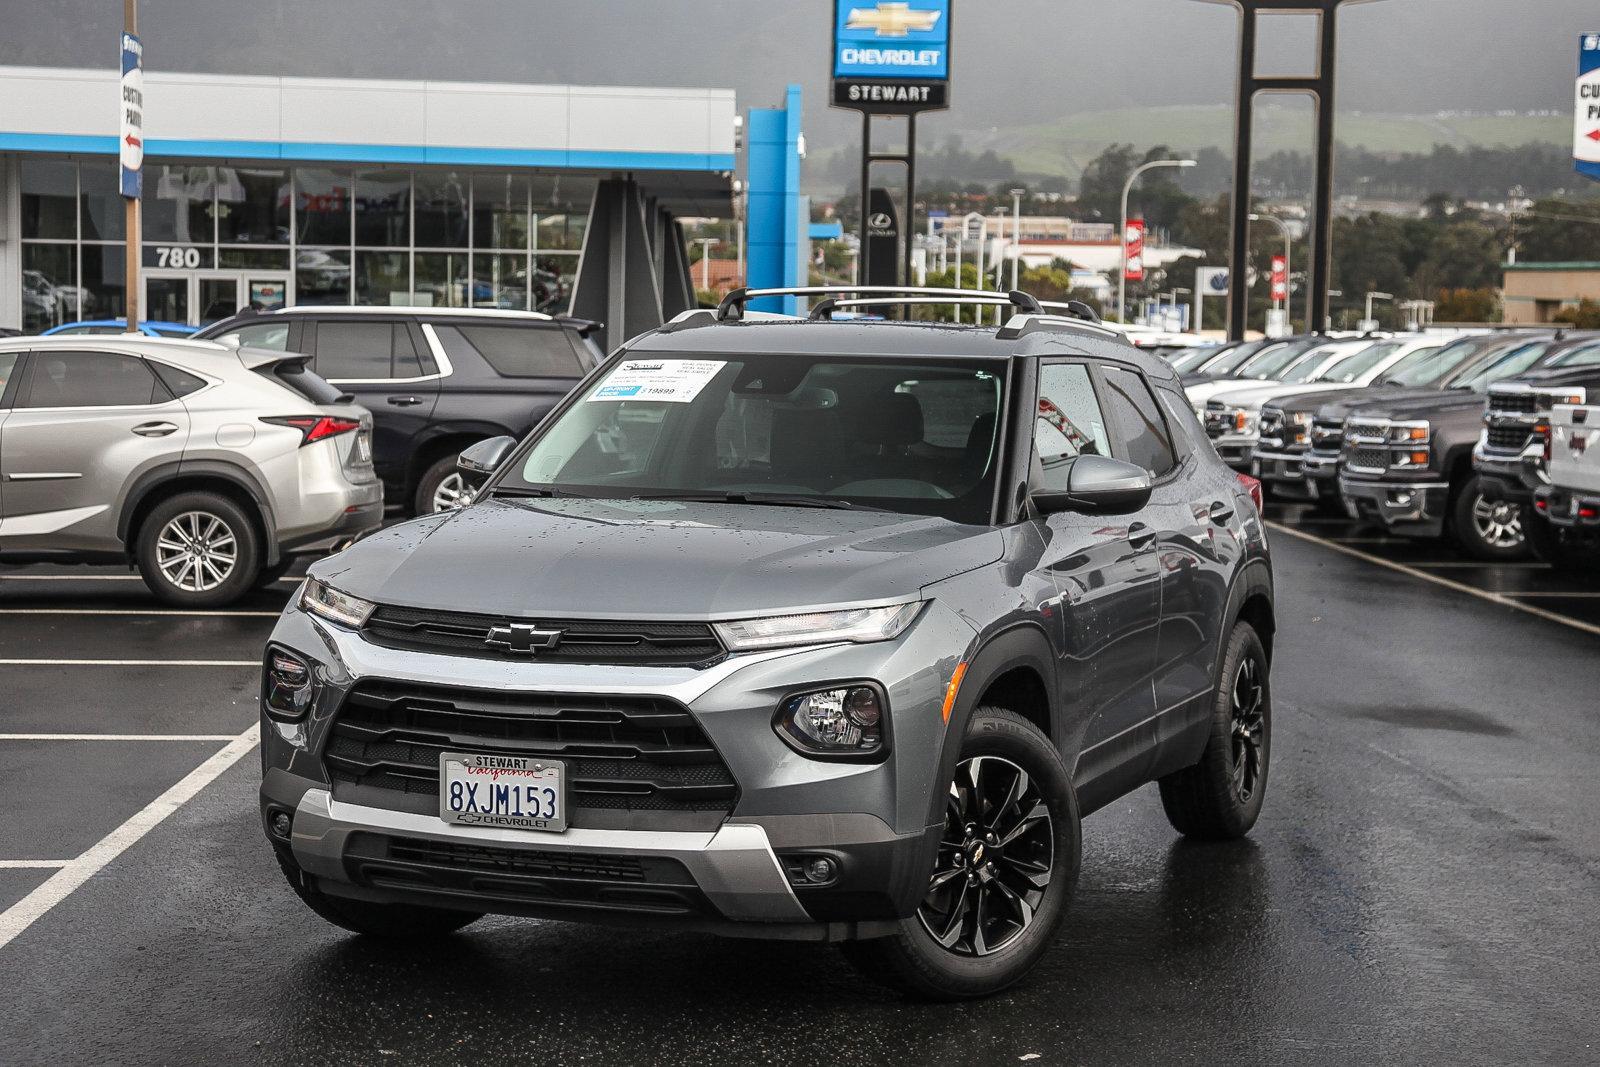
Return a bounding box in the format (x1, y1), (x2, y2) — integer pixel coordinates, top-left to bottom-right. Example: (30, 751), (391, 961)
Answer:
(1124, 219), (1146, 282)
(1270, 255), (1288, 302)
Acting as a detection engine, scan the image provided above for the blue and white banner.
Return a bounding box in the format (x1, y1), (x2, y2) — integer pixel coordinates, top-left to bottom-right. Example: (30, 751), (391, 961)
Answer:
(833, 1), (950, 80)
(1578, 34), (1600, 181)
(119, 33), (144, 198)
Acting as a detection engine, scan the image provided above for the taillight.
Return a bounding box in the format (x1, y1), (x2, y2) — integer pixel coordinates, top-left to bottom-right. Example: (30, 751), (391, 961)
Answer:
(261, 415), (361, 446)
(1237, 472), (1264, 512)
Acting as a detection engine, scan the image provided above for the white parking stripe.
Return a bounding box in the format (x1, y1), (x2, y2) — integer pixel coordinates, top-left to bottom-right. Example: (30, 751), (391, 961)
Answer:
(1408, 561), (1551, 570)
(0, 609), (278, 617)
(1269, 522), (1600, 638)
(0, 659), (259, 666)
(0, 575), (145, 581)
(0, 734), (241, 742)
(1497, 591), (1600, 599)
(0, 727), (259, 952)
(0, 861), (69, 870)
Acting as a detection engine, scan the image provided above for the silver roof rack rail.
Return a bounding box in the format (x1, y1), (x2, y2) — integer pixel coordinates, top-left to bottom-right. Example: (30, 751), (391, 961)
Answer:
(715, 286), (1043, 322)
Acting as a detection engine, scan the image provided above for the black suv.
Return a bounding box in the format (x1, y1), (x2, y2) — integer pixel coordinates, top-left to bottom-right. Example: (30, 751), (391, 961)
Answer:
(199, 307), (602, 514)
(259, 286), (1275, 1000)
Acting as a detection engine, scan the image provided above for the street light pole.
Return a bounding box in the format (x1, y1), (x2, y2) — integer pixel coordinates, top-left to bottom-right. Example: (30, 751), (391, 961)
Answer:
(1248, 211), (1293, 327)
(1010, 187), (1025, 290)
(1119, 158), (1196, 324)
(123, 0), (141, 333)
(1365, 290), (1393, 328)
(693, 238), (719, 291)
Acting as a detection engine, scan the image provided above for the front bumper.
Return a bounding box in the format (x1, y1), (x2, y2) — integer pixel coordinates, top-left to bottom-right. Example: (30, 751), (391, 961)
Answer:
(1474, 445), (1546, 505)
(260, 598), (968, 936)
(1209, 433), (1258, 472)
(1340, 475), (1450, 537)
(1255, 450), (1322, 500)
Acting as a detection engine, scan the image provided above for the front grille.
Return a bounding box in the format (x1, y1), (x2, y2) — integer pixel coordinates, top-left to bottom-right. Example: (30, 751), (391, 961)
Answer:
(1347, 446), (1391, 472)
(1489, 391), (1540, 416)
(342, 833), (711, 917)
(1346, 421), (1387, 441)
(1485, 424), (1533, 452)
(1308, 418), (1345, 457)
(1204, 401), (1231, 440)
(364, 605), (725, 667)
(1257, 409), (1285, 452)
(324, 681), (738, 830)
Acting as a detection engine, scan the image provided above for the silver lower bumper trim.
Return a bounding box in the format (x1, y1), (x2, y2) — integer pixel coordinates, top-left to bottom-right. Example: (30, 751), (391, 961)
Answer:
(289, 788), (811, 922)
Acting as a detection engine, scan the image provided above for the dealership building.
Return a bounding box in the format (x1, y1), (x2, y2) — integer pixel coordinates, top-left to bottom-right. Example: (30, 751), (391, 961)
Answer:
(0, 66), (806, 344)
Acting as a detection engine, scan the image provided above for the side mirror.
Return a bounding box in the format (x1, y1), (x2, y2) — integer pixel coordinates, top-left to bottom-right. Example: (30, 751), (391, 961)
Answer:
(1031, 455), (1154, 515)
(458, 435), (516, 480)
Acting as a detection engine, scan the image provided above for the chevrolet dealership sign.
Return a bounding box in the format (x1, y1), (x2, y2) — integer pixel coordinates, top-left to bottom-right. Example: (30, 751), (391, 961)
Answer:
(832, 1), (951, 113)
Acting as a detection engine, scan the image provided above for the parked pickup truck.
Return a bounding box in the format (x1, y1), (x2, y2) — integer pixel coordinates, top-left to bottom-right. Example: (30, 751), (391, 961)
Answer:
(1532, 404), (1600, 570)
(1338, 334), (1572, 559)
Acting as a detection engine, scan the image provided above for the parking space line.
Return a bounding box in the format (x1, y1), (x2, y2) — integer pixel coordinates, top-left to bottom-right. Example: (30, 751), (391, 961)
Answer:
(1268, 521), (1600, 638)
(0, 726), (259, 952)
(0, 575), (145, 581)
(0, 734), (242, 742)
(0, 609), (279, 617)
(1329, 537), (1413, 546)
(1497, 591), (1600, 599)
(1407, 561), (1551, 570)
(0, 659), (259, 666)
(0, 861), (68, 870)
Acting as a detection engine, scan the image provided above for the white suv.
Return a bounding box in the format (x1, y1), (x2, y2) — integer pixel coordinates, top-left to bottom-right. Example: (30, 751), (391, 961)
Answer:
(0, 337), (382, 606)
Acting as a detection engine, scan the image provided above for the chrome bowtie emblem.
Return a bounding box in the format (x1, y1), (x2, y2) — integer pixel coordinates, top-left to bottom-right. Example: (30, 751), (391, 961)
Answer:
(846, 2), (941, 37)
(485, 623), (563, 655)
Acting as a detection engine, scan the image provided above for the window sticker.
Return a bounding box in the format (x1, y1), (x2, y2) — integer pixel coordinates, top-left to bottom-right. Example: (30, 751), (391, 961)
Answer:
(587, 360), (727, 404)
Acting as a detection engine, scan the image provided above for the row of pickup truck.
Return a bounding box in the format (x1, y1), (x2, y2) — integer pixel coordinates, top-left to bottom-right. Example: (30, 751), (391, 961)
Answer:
(1168, 328), (1600, 568)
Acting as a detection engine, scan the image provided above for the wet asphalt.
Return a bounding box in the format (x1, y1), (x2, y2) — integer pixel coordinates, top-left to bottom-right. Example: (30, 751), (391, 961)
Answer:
(0, 509), (1597, 1066)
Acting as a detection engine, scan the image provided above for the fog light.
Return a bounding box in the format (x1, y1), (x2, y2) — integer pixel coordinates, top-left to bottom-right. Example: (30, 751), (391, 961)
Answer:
(805, 857), (837, 884)
(776, 685), (887, 757)
(270, 811), (293, 840)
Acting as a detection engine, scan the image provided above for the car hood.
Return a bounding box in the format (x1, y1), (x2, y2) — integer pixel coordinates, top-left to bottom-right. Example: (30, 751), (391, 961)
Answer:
(1186, 377), (1271, 407)
(309, 497), (1004, 619)
(1315, 385), (1453, 420)
(1210, 379), (1350, 412)
(1344, 389), (1486, 422)
(1496, 366), (1600, 390)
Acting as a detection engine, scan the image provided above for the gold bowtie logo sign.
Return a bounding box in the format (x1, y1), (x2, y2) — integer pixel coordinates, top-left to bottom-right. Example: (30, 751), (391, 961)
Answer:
(846, 3), (942, 37)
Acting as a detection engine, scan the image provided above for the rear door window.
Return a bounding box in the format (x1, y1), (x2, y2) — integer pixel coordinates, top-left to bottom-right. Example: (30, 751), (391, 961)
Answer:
(432, 323), (585, 378)
(21, 352), (164, 407)
(313, 321), (416, 380)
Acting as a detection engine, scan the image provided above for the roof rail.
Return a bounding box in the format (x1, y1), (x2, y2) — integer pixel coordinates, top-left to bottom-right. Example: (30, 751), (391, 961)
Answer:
(715, 286), (1043, 322)
(1036, 300), (1104, 324)
(807, 293), (1040, 321)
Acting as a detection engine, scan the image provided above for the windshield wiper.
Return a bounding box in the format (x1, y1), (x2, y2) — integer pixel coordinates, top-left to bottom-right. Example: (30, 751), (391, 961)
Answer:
(633, 491), (875, 512)
(487, 485), (565, 499)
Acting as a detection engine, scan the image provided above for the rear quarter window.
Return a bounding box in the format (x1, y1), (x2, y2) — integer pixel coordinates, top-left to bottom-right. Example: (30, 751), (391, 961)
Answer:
(432, 323), (585, 378)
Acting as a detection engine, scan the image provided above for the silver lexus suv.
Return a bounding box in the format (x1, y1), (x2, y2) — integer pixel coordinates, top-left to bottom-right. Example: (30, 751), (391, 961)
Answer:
(0, 336), (382, 606)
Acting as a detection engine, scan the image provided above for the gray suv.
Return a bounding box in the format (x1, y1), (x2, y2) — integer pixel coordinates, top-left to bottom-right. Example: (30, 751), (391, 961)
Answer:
(0, 337), (381, 606)
(260, 289), (1275, 999)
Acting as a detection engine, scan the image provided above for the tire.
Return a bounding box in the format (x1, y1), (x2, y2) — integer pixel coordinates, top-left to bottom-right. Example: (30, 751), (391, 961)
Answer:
(413, 453), (475, 515)
(274, 848), (481, 938)
(1523, 508), (1600, 574)
(1450, 475), (1529, 562)
(1158, 621), (1271, 841)
(134, 491), (262, 608)
(842, 707), (1080, 1001)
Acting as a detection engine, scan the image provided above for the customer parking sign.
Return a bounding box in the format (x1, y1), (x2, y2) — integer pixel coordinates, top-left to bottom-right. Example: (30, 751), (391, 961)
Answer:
(1578, 34), (1600, 181)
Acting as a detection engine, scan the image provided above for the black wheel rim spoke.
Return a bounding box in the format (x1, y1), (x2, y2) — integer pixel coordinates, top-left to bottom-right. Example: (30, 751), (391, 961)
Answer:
(917, 754), (1054, 958)
(1228, 654), (1267, 802)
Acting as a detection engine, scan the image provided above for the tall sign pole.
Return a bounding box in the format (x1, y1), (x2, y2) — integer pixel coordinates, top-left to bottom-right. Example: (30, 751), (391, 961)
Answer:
(120, 1), (144, 333)
(830, 1), (952, 295)
(1578, 34), (1600, 181)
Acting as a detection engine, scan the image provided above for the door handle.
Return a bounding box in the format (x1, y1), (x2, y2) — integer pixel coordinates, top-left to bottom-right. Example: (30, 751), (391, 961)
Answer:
(1208, 500), (1236, 524)
(1128, 522), (1158, 550)
(132, 421), (179, 438)
(387, 396), (425, 407)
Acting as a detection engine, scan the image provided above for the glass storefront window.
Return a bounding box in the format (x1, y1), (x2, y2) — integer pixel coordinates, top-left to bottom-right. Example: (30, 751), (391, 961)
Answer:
(471, 254), (528, 310)
(413, 252), (469, 308)
(21, 160), (77, 239)
(532, 176), (593, 251)
(415, 171), (470, 249)
(355, 171), (411, 247)
(21, 244), (78, 332)
(533, 254), (577, 314)
(80, 244), (128, 321)
(219, 248), (292, 270)
(218, 168), (290, 244)
(79, 161), (126, 242)
(471, 174), (528, 250)
(354, 250), (409, 306)
(143, 166), (215, 245)
(295, 248), (351, 305)
(536, 211), (586, 252)
(296, 169), (351, 246)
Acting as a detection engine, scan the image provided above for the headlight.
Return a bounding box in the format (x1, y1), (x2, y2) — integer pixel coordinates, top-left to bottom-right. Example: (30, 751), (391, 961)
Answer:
(300, 578), (375, 628)
(1387, 421), (1430, 443)
(1227, 408), (1257, 434)
(263, 645), (315, 721)
(775, 684), (887, 758)
(714, 602), (922, 651)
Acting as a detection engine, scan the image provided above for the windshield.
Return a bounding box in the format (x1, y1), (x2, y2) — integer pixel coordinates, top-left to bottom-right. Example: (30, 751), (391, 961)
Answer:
(1242, 338), (1321, 380)
(1198, 340), (1268, 376)
(1170, 346), (1223, 373)
(1318, 341), (1401, 384)
(1381, 338), (1486, 387)
(500, 353), (1007, 525)
(1279, 345), (1350, 384)
(1455, 342), (1552, 393)
(1550, 340), (1600, 368)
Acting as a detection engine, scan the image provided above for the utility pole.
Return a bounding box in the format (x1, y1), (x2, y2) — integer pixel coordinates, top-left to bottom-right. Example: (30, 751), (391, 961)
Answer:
(122, 0), (142, 332)
(1010, 187), (1025, 290)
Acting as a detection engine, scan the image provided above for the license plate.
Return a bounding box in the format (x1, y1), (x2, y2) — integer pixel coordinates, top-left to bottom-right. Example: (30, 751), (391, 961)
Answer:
(439, 752), (567, 832)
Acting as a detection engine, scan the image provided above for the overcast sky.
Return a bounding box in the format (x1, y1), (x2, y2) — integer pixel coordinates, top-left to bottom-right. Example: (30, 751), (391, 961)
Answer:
(0, 0), (1590, 146)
